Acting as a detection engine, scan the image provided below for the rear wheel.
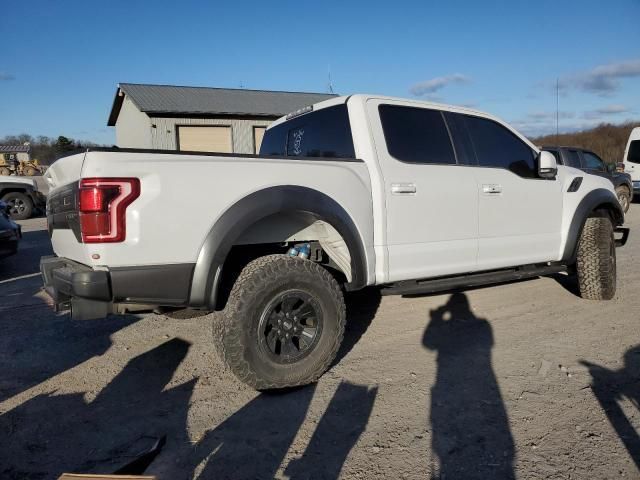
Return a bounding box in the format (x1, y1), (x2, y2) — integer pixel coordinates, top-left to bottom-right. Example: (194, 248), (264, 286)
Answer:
(214, 254), (346, 390)
(576, 216), (616, 300)
(615, 185), (631, 213)
(2, 192), (33, 220)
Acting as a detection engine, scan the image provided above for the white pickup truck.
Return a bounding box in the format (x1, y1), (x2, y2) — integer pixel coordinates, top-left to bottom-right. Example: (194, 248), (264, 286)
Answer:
(41, 95), (628, 389)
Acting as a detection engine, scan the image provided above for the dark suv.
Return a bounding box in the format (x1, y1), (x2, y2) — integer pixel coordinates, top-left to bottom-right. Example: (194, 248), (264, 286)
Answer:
(542, 146), (633, 212)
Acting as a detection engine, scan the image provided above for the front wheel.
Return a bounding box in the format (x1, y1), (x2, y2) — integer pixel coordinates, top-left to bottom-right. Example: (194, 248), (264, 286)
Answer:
(576, 216), (616, 300)
(214, 254), (346, 390)
(615, 185), (631, 213)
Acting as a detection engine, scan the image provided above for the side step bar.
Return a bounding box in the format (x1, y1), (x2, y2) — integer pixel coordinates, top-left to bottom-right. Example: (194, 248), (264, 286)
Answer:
(381, 263), (568, 297)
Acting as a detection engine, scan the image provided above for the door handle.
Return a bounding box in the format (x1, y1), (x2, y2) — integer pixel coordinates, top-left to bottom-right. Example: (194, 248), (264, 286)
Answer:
(482, 184), (502, 194)
(391, 183), (417, 195)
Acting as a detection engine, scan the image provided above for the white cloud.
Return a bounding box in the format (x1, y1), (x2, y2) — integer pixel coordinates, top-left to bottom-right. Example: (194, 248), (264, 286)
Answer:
(582, 104), (629, 119)
(559, 59), (640, 96)
(410, 74), (470, 97)
(526, 111), (575, 121)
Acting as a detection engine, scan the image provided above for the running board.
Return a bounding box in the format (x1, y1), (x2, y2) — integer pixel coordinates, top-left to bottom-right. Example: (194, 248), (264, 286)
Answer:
(381, 264), (568, 297)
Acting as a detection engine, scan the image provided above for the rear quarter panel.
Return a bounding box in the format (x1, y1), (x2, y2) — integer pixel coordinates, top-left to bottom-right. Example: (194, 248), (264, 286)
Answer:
(77, 152), (375, 282)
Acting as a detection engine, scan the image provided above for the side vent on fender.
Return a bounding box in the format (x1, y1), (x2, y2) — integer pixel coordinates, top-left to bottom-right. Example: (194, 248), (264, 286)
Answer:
(567, 177), (583, 193)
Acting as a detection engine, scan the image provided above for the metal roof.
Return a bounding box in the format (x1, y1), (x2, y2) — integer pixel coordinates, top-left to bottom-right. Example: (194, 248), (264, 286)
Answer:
(0, 145), (30, 153)
(108, 83), (337, 126)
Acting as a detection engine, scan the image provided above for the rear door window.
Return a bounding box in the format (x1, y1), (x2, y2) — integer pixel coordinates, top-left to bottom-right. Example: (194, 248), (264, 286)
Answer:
(259, 104), (355, 158)
(628, 140), (640, 164)
(464, 115), (537, 178)
(378, 104), (456, 164)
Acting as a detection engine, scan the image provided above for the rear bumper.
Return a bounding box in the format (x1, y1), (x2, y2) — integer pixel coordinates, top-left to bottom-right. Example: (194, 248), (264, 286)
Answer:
(40, 256), (195, 320)
(40, 256), (112, 320)
(40, 256), (111, 301)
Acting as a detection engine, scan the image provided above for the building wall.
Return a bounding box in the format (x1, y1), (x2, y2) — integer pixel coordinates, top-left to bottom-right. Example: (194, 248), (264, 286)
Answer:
(149, 116), (274, 153)
(115, 96), (153, 148)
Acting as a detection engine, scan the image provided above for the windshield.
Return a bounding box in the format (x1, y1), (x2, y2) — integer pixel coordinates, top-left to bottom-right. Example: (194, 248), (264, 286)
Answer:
(627, 140), (640, 164)
(259, 104), (355, 158)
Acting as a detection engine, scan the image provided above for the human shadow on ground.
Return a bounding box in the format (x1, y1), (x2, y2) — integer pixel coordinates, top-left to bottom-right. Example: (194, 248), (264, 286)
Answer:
(0, 338), (195, 480)
(423, 292), (515, 479)
(581, 345), (640, 472)
(180, 381), (377, 480)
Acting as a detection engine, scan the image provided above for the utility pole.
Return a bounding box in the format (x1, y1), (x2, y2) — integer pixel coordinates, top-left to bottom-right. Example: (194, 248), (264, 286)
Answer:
(556, 78), (559, 144)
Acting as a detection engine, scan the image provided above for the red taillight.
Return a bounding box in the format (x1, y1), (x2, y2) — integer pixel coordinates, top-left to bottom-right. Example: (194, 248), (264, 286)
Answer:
(78, 177), (140, 243)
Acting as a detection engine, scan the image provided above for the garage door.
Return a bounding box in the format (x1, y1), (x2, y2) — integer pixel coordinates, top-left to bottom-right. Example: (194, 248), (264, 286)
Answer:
(177, 126), (232, 153)
(254, 126), (266, 153)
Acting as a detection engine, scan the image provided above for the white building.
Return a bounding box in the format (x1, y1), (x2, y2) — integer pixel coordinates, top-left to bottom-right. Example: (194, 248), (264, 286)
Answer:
(107, 83), (335, 154)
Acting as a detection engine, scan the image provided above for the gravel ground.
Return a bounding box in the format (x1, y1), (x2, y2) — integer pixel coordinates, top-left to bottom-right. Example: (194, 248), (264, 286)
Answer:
(1, 206), (639, 479)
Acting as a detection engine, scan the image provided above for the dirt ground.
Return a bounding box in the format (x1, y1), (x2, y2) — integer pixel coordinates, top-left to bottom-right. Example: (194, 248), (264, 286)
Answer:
(1, 205), (639, 480)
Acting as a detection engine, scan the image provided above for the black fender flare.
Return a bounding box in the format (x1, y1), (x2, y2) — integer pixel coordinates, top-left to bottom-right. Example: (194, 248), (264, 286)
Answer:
(189, 186), (368, 309)
(562, 188), (624, 263)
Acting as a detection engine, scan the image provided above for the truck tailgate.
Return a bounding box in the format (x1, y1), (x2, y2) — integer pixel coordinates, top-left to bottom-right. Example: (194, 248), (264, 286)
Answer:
(45, 152), (92, 265)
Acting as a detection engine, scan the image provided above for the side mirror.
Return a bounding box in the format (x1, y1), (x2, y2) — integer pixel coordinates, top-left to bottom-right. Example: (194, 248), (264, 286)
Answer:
(538, 151), (557, 179)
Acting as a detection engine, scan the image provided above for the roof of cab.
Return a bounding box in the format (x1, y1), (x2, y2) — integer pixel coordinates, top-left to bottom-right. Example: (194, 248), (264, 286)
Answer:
(268, 94), (493, 128)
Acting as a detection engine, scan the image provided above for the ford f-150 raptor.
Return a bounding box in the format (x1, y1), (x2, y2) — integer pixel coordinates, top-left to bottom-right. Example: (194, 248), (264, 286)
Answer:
(41, 94), (628, 390)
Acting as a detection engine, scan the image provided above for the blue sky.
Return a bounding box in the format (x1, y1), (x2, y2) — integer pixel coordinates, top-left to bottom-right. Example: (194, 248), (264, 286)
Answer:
(1, 0), (639, 144)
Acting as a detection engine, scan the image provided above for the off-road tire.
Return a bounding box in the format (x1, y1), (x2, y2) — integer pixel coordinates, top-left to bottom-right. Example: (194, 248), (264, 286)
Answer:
(2, 192), (33, 220)
(576, 216), (616, 300)
(615, 185), (631, 213)
(214, 254), (346, 390)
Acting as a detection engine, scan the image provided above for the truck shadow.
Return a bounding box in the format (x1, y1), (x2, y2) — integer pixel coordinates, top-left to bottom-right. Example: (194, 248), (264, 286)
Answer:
(0, 253), (139, 404)
(334, 287), (381, 365)
(180, 381), (377, 479)
(581, 346), (640, 472)
(423, 292), (515, 479)
(0, 338), (195, 480)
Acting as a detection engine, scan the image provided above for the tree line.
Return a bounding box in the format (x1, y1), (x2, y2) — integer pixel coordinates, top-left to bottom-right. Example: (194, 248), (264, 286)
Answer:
(0, 134), (102, 165)
(531, 121), (640, 164)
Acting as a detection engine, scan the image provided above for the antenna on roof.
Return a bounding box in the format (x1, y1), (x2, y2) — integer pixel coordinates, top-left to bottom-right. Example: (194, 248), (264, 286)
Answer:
(327, 64), (334, 94)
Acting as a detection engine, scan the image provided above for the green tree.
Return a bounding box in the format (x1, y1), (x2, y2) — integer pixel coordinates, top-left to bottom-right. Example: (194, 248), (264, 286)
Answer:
(54, 136), (75, 154)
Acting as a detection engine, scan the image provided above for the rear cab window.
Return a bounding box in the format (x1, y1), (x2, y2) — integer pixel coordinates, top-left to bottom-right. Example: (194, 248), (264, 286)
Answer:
(259, 104), (355, 158)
